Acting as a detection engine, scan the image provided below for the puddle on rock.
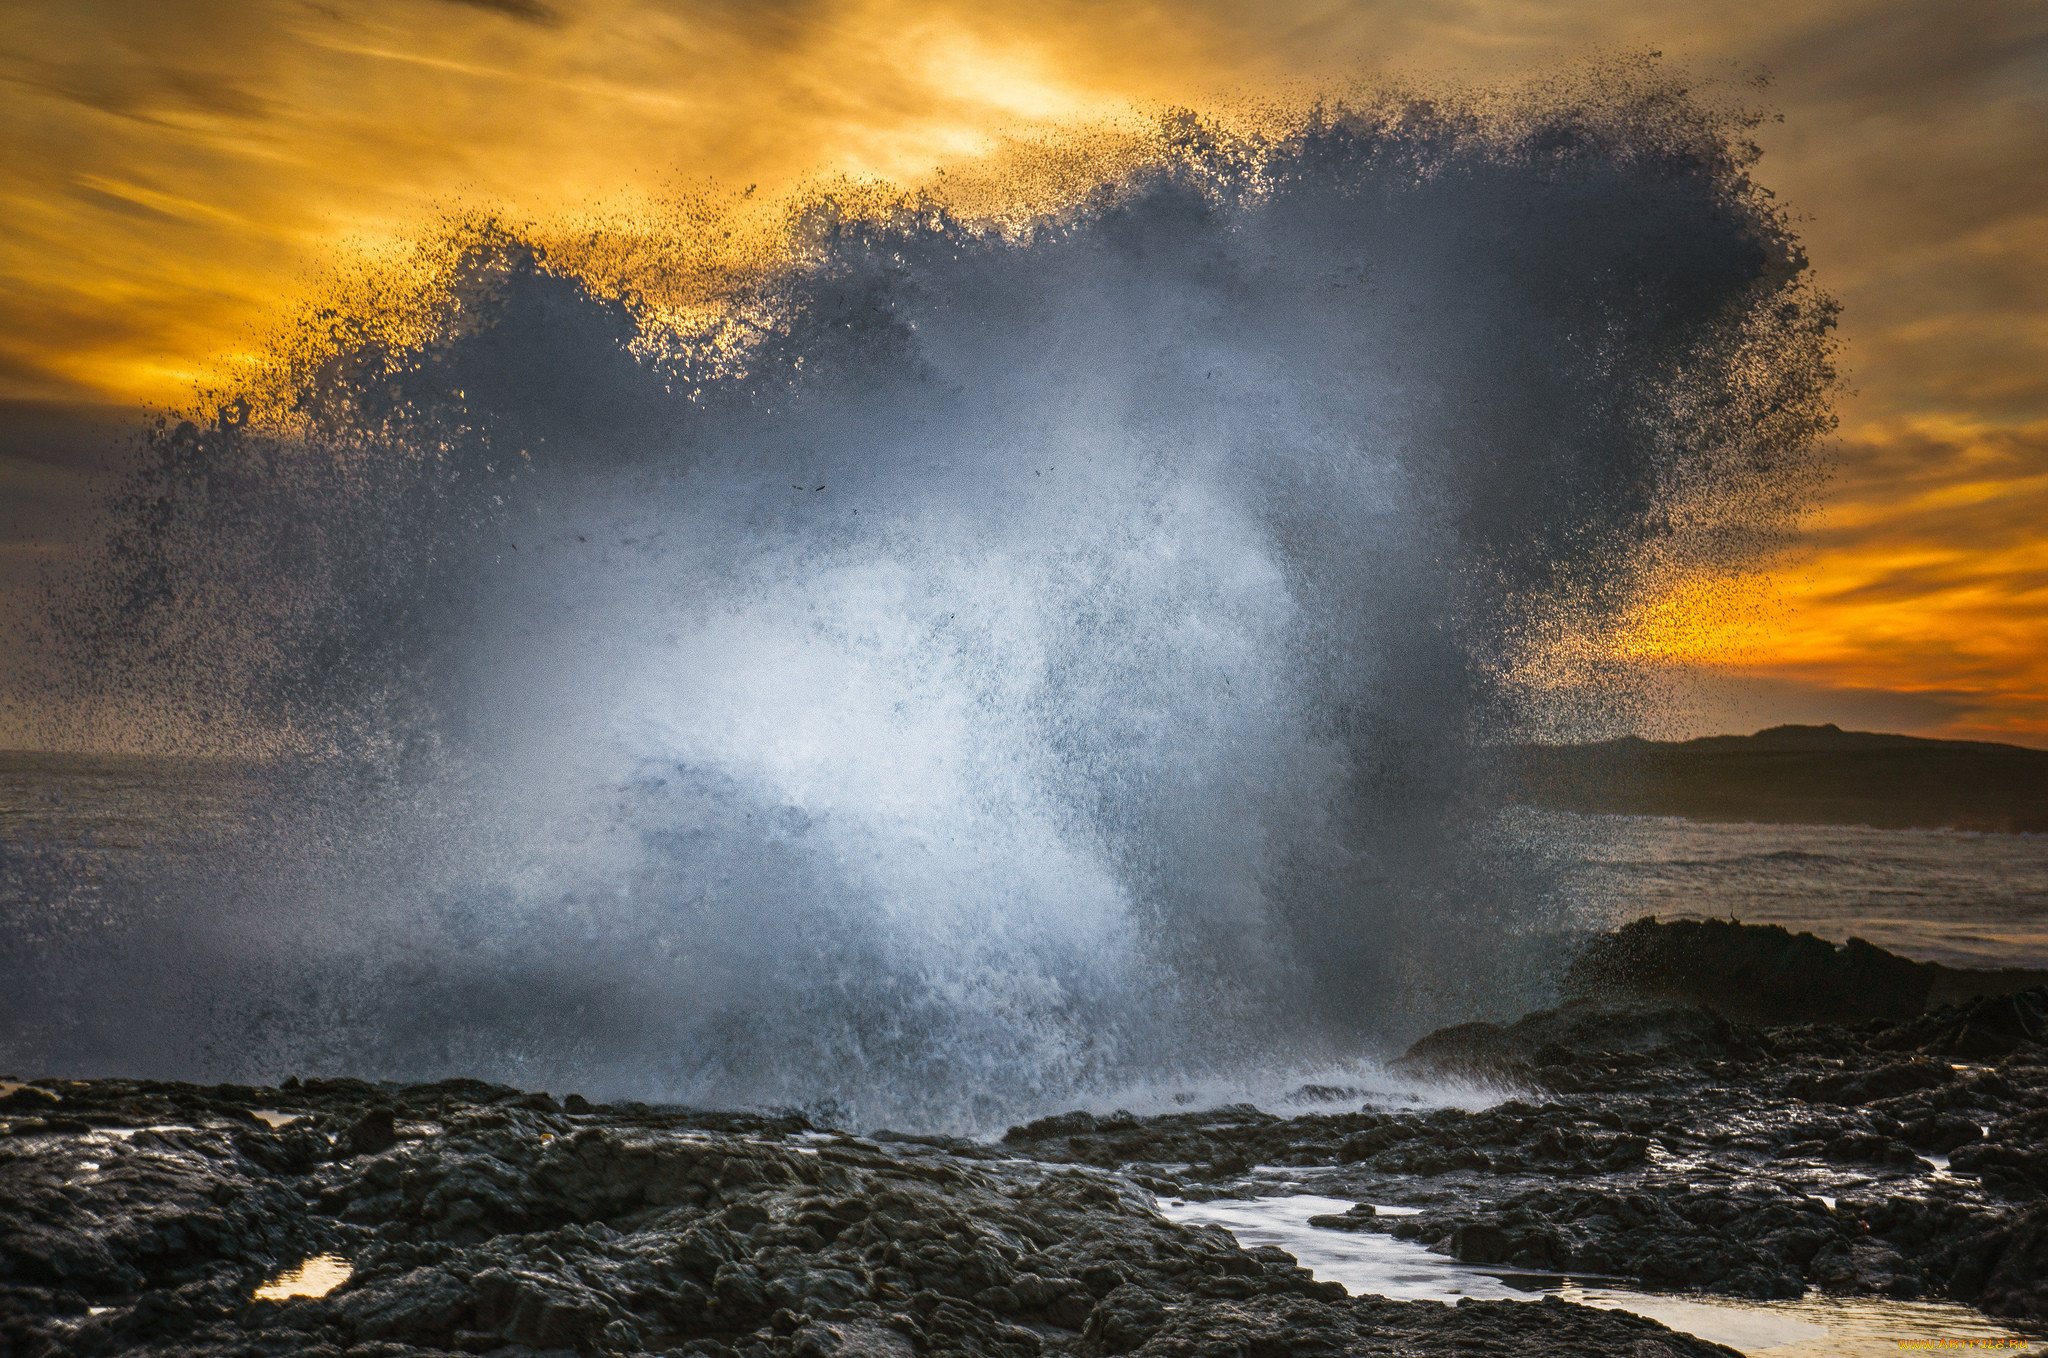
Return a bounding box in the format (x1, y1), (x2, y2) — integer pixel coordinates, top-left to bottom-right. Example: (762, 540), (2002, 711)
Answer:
(1161, 1194), (2047, 1356)
(1554, 1284), (2045, 1357)
(253, 1254), (353, 1302)
(96, 1125), (200, 1140)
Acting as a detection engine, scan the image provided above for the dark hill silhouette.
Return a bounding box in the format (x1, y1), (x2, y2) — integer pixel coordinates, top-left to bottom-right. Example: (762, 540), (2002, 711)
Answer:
(1511, 724), (2048, 833)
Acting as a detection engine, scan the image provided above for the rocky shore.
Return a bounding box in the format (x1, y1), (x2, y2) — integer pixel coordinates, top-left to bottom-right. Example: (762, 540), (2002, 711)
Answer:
(4, 924), (2046, 1357)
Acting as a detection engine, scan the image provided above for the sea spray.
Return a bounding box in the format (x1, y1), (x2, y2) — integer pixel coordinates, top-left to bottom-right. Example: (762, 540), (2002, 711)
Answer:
(7, 82), (1837, 1129)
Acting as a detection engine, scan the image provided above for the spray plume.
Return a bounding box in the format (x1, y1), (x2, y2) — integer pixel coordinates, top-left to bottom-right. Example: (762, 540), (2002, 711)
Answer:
(8, 76), (1836, 1129)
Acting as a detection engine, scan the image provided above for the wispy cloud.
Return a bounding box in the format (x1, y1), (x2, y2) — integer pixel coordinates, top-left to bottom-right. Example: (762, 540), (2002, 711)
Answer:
(0, 0), (2043, 737)
(433, 0), (562, 26)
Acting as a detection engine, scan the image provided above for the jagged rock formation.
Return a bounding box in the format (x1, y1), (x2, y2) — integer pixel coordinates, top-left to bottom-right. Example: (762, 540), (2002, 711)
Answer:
(7, 927), (2047, 1354)
(1560, 917), (2047, 1024)
(0, 1078), (1731, 1357)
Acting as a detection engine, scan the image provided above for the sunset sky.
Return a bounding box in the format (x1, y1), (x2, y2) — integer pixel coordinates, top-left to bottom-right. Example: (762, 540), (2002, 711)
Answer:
(2, 0), (2044, 747)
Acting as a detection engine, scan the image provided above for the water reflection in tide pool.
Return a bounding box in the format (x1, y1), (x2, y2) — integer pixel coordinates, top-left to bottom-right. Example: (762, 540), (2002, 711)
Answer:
(252, 1255), (352, 1302)
(1161, 1194), (2046, 1356)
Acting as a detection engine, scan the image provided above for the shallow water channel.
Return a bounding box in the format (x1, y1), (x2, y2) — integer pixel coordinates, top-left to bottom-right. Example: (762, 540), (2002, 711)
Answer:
(1161, 1193), (2047, 1356)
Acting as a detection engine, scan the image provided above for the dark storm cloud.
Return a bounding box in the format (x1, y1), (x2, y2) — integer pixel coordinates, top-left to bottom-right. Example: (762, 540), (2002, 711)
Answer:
(432, 0), (563, 25)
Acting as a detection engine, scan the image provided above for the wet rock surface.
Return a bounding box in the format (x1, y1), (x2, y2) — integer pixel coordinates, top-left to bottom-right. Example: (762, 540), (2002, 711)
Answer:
(0, 1076), (1740, 1356)
(4, 988), (2047, 1353)
(1008, 987), (2048, 1328)
(1562, 917), (2048, 1025)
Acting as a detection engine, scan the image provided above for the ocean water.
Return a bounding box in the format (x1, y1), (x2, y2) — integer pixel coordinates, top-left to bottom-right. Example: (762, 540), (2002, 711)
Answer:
(1534, 810), (2048, 971)
(7, 752), (2042, 986)
(0, 752), (261, 940)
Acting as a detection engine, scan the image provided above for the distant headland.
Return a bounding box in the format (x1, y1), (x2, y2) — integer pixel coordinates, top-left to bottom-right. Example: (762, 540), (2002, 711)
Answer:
(1511, 724), (2048, 834)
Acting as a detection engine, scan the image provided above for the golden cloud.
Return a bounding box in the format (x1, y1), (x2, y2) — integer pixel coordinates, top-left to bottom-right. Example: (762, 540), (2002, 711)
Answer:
(2, 0), (2045, 741)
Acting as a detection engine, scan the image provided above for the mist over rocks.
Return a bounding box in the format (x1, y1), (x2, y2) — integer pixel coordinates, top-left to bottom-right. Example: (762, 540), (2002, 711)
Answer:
(13, 73), (1838, 1127)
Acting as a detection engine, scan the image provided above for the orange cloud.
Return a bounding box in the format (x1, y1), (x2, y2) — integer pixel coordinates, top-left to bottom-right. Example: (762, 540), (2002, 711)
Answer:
(1615, 417), (2048, 743)
(2, 0), (2046, 742)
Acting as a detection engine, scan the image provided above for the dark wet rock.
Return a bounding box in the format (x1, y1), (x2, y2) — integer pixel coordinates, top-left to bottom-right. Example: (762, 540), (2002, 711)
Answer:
(1305, 1203), (1377, 1231)
(338, 1105), (399, 1158)
(1365, 1183), (1834, 1298)
(1819, 1130), (1926, 1167)
(1390, 1000), (1766, 1087)
(0, 1086), (63, 1113)
(0, 1075), (1751, 1357)
(1876, 988), (2048, 1061)
(1941, 1203), (2048, 1320)
(1792, 1059), (1955, 1106)
(1564, 918), (2048, 1033)
(1084, 1282), (1170, 1351)
(1900, 1112), (1985, 1153)
(995, 961), (2048, 1323)
(9, 930), (2048, 1352)
(1564, 917), (1938, 1022)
